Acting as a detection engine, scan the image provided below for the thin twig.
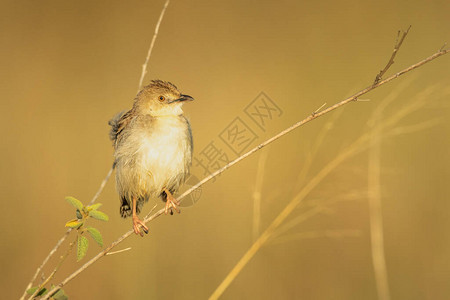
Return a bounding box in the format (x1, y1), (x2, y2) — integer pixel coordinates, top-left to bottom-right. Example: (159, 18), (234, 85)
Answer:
(43, 48), (449, 299)
(365, 75), (437, 300)
(312, 102), (327, 116)
(209, 130), (374, 300)
(137, 0), (170, 92)
(89, 164), (115, 206)
(374, 25), (411, 84)
(19, 166), (114, 300)
(23, 2), (171, 298)
(22, 2), (170, 297)
(43, 223), (155, 299)
(105, 247), (132, 256)
(208, 81), (442, 300)
(20, 230), (71, 300)
(27, 238), (77, 300)
(177, 47), (449, 205)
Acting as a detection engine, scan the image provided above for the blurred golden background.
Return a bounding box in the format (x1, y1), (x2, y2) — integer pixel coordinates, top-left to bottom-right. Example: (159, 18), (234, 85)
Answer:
(2, 0), (450, 299)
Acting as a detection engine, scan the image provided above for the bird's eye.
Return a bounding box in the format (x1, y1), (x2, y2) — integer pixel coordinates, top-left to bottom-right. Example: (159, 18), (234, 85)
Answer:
(158, 96), (165, 102)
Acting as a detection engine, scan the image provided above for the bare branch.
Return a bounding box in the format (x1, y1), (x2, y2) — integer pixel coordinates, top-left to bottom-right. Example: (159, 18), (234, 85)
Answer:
(27, 239), (77, 300)
(177, 47), (449, 205)
(42, 47), (449, 299)
(105, 247), (132, 256)
(208, 59), (448, 300)
(137, 0), (171, 92)
(19, 165), (114, 300)
(311, 102), (327, 116)
(374, 25), (411, 84)
(89, 164), (115, 206)
(22, 2), (171, 298)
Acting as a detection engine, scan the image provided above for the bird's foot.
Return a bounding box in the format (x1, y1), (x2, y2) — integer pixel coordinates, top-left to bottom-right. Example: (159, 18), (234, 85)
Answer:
(132, 216), (149, 237)
(164, 193), (180, 215)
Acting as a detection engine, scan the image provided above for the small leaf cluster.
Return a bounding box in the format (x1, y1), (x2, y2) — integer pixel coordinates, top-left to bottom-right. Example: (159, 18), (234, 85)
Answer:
(64, 196), (109, 261)
(26, 285), (68, 300)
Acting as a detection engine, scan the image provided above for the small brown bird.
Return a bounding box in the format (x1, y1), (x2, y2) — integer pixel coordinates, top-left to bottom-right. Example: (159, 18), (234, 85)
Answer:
(109, 80), (193, 236)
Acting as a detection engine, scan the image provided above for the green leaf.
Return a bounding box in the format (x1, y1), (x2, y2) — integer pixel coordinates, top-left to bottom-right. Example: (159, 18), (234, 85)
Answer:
(89, 210), (109, 221)
(38, 288), (48, 296)
(65, 219), (83, 229)
(87, 203), (102, 211)
(26, 286), (47, 296)
(51, 288), (69, 300)
(77, 235), (89, 261)
(65, 196), (83, 211)
(86, 227), (103, 247)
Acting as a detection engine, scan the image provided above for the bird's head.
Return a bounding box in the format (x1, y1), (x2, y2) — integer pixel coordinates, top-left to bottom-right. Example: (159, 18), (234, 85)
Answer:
(133, 80), (194, 116)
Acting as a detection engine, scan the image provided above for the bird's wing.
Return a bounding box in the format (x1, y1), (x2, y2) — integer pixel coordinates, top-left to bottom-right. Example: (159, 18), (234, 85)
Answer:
(182, 115), (194, 157)
(108, 109), (134, 146)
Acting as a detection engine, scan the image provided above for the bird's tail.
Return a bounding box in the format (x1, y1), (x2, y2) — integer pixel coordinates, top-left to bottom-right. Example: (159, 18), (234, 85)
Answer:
(120, 196), (133, 218)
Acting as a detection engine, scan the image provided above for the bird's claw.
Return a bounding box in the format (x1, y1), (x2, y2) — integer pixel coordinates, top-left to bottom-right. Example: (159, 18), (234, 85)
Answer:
(132, 216), (149, 237)
(164, 197), (180, 215)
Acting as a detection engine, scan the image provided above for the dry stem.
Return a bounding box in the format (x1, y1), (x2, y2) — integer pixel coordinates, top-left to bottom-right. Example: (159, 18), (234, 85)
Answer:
(19, 165), (114, 300)
(21, 1), (171, 298)
(137, 0), (170, 92)
(208, 80), (443, 300)
(42, 47), (449, 299)
(374, 25), (411, 84)
(27, 238), (77, 300)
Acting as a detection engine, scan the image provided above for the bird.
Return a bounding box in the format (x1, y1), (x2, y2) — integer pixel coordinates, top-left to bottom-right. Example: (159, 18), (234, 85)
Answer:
(109, 80), (194, 236)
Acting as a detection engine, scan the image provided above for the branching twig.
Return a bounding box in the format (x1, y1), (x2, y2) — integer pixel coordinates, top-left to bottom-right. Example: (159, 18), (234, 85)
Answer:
(19, 165), (114, 300)
(374, 25), (411, 84)
(208, 80), (444, 300)
(89, 164), (115, 206)
(177, 47), (448, 206)
(27, 238), (77, 300)
(21, 2), (171, 298)
(137, 0), (170, 92)
(208, 129), (375, 300)
(42, 46), (449, 299)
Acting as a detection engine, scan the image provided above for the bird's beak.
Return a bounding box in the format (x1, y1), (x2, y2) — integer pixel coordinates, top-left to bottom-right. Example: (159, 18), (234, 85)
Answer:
(168, 94), (194, 104)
